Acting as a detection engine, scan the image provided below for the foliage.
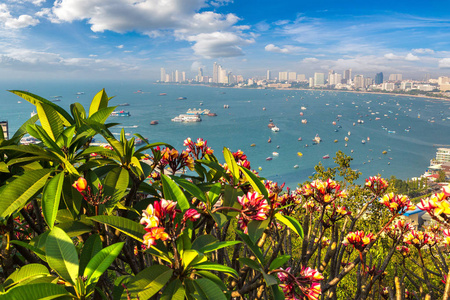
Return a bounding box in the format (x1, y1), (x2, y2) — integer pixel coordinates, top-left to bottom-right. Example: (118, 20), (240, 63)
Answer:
(0, 89), (449, 300)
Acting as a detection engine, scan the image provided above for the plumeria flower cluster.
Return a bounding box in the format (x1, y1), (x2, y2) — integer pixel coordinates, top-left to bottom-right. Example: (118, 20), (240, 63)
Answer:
(265, 180), (285, 204)
(231, 149), (251, 169)
(300, 179), (347, 206)
(183, 137), (213, 159)
(379, 193), (415, 215)
(396, 246), (411, 257)
(365, 176), (389, 196)
(314, 236), (331, 248)
(159, 147), (195, 174)
(140, 199), (201, 248)
(417, 193), (450, 222)
(403, 229), (436, 249)
(343, 231), (376, 251)
(72, 177), (110, 207)
(276, 267), (323, 300)
(443, 229), (450, 246)
(384, 219), (414, 240)
(275, 189), (302, 216)
(236, 191), (269, 233)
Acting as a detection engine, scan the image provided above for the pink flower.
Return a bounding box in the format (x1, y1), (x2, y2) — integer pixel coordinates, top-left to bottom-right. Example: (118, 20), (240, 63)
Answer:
(365, 176), (389, 195)
(183, 209), (201, 222)
(237, 192), (269, 233)
(379, 193), (415, 214)
(143, 227), (169, 248)
(344, 231), (375, 251)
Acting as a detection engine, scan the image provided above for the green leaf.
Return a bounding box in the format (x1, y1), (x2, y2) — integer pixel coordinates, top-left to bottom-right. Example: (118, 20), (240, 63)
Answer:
(89, 89), (109, 117)
(103, 167), (129, 213)
(271, 285), (286, 300)
(239, 166), (269, 202)
(8, 90), (74, 125)
(171, 176), (207, 203)
(193, 278), (227, 300)
(122, 265), (173, 300)
(45, 226), (79, 285)
(192, 262), (238, 278)
(269, 254), (291, 271)
(198, 240), (241, 254)
(210, 212), (228, 229)
(0, 169), (52, 218)
(10, 113), (39, 142)
(89, 215), (146, 242)
(0, 282), (70, 300)
(3, 264), (50, 289)
(89, 106), (116, 124)
(247, 219), (270, 244)
(79, 234), (103, 276)
(27, 124), (64, 156)
(9, 240), (45, 258)
(42, 172), (65, 229)
(194, 271), (227, 291)
(236, 230), (264, 264)
(191, 235), (217, 252)
(161, 174), (190, 212)
(223, 147), (239, 185)
(84, 242), (124, 290)
(238, 257), (261, 271)
(36, 102), (64, 141)
(275, 213), (304, 238)
(262, 271), (278, 286)
(56, 220), (93, 237)
(160, 279), (185, 300)
(207, 182), (222, 206)
(182, 250), (200, 270)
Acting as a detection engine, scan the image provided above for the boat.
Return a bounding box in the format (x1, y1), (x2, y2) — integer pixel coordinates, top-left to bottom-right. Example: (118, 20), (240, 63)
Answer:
(171, 114), (201, 122)
(20, 136), (39, 145)
(268, 137), (272, 143)
(367, 137), (370, 141)
(301, 119), (307, 124)
(323, 155), (330, 159)
(293, 165), (299, 168)
(31, 111), (37, 117)
(344, 137), (349, 141)
(268, 122), (275, 128)
(348, 131), (351, 136)
(186, 108), (210, 115)
(334, 139), (338, 143)
(263, 107), (266, 110)
(17, 101), (22, 103)
(299, 112), (304, 116)
(52, 99), (61, 102)
(159, 93), (167, 96)
(301, 106), (307, 110)
(134, 138), (148, 146)
(110, 110), (130, 117)
(382, 151), (387, 154)
(297, 152), (303, 156)
(298, 137), (302, 141)
(313, 134), (321, 144)
(266, 157), (272, 161)
(418, 113), (420, 118)
(118, 103), (130, 106)
(76, 92), (85, 95)
(271, 126), (280, 132)
(250, 143), (256, 147)
(177, 97), (187, 100)
(224, 105), (229, 108)
(332, 121), (336, 125)
(150, 120), (158, 125)
(272, 152), (279, 156)
(388, 130), (396, 134)
(361, 140), (366, 144)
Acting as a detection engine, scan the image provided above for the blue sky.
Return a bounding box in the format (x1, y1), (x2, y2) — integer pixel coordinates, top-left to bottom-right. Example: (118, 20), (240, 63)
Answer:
(1, 0), (450, 80)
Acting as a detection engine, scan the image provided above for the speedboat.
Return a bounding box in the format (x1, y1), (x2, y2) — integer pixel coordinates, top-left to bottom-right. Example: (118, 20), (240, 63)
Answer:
(323, 154), (330, 159)
(266, 157), (272, 161)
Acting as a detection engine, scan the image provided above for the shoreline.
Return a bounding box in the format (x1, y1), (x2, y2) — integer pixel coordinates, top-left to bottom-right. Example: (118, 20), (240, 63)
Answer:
(156, 82), (450, 102)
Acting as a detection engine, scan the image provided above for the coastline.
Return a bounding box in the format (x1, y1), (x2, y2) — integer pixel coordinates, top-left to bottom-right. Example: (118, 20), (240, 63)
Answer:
(155, 82), (450, 101)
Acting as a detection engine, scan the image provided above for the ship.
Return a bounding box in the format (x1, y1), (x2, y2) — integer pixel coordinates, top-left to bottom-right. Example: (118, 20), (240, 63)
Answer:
(110, 110), (130, 117)
(171, 114), (202, 122)
(159, 93), (167, 96)
(186, 108), (210, 115)
(118, 103), (130, 106)
(177, 97), (187, 100)
(301, 119), (307, 124)
(150, 120), (159, 125)
(271, 126), (280, 132)
(268, 122), (276, 128)
(313, 134), (321, 144)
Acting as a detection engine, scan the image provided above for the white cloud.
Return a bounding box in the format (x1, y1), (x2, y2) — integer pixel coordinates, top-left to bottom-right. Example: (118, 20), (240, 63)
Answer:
(384, 53), (403, 60)
(405, 53), (419, 61)
(187, 31), (253, 58)
(46, 0), (250, 58)
(116, 45), (124, 49)
(0, 3), (39, 29)
(302, 57), (319, 63)
(412, 48), (434, 54)
(439, 58), (450, 69)
(265, 44), (305, 54)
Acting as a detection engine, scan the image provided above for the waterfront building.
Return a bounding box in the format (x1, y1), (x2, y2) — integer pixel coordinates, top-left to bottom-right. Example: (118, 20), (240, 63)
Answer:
(236, 75), (244, 83)
(297, 74), (306, 81)
(288, 72), (297, 82)
(436, 148), (450, 163)
(400, 81), (413, 90)
(382, 82), (395, 91)
(314, 73), (325, 86)
(160, 68), (166, 82)
(266, 70), (270, 80)
(354, 75), (364, 89)
(343, 69), (352, 83)
(389, 74), (402, 81)
(438, 76), (450, 85)
(327, 70), (335, 84)
(213, 62), (219, 83)
(375, 72), (383, 84)
(309, 77), (314, 87)
(182, 72), (186, 82)
(278, 72), (288, 82)
(175, 70), (180, 83)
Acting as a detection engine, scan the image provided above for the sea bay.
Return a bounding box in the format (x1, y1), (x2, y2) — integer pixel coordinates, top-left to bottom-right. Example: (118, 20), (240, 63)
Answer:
(1, 79), (449, 189)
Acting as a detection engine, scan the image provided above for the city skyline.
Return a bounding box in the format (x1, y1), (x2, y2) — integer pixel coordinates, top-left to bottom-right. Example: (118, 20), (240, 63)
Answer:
(1, 0), (450, 80)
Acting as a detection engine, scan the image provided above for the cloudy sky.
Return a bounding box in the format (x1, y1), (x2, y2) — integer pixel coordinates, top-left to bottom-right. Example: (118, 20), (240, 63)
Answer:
(1, 0), (450, 80)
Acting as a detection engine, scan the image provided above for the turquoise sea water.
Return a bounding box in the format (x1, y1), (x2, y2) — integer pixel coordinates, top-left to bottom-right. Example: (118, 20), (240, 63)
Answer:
(1, 79), (449, 189)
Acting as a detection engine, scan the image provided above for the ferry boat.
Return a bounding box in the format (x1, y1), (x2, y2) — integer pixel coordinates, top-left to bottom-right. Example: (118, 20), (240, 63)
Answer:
(271, 126), (280, 132)
(110, 110), (130, 117)
(150, 120), (158, 125)
(186, 108), (210, 115)
(171, 114), (201, 122)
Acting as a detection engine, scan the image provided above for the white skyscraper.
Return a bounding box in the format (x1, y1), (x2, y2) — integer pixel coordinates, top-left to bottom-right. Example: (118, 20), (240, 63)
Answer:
(314, 73), (325, 86)
(267, 70), (270, 80)
(175, 70), (180, 83)
(213, 62), (219, 83)
(278, 72), (288, 82)
(354, 75), (364, 89)
(288, 72), (297, 82)
(182, 72), (186, 82)
(160, 68), (166, 82)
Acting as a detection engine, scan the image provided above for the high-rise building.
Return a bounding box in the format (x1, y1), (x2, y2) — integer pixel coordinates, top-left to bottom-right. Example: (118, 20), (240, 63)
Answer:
(198, 68), (203, 78)
(219, 67), (228, 84)
(327, 70), (335, 84)
(278, 72), (288, 82)
(343, 69), (352, 83)
(438, 76), (450, 85)
(375, 72), (383, 84)
(175, 70), (180, 83)
(314, 73), (325, 86)
(309, 77), (314, 87)
(288, 72), (297, 82)
(354, 75), (364, 89)
(213, 62), (219, 83)
(266, 70), (270, 81)
(297, 74), (306, 81)
(388, 74), (402, 81)
(160, 68), (166, 82)
(182, 72), (186, 82)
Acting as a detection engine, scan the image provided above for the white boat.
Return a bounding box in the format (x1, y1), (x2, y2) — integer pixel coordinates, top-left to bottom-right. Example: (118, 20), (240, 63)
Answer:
(272, 152), (279, 156)
(301, 106), (307, 110)
(361, 140), (366, 144)
(301, 119), (307, 124)
(271, 126), (280, 132)
(293, 165), (299, 168)
(348, 131), (351, 136)
(313, 134), (321, 144)
(171, 114), (202, 123)
(31, 111), (37, 117)
(186, 108), (210, 115)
